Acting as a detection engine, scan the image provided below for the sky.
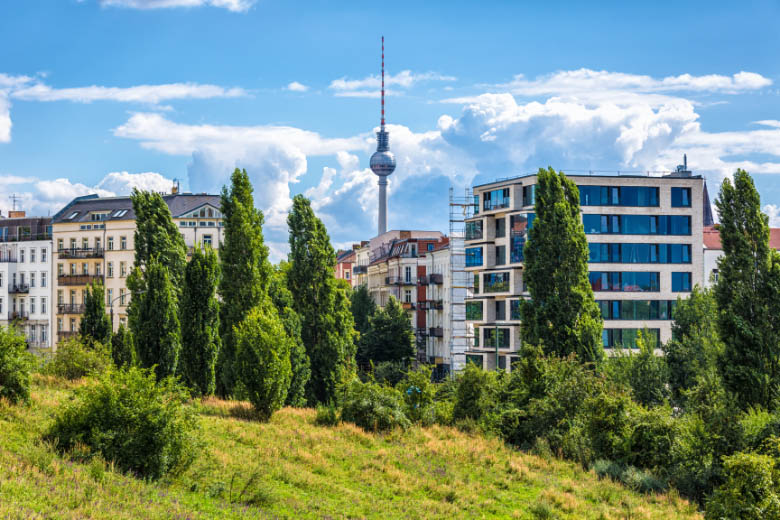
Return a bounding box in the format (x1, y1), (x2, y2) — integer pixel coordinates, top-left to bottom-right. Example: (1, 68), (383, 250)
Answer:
(1, 0), (779, 260)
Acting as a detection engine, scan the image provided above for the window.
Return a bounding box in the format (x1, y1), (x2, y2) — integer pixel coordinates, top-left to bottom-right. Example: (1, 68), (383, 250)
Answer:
(345, 271), (350, 280)
(203, 234), (213, 247)
(30, 297), (36, 315)
(466, 301), (483, 321)
(70, 318), (76, 332)
(120, 288), (126, 306)
(120, 261), (126, 277)
(603, 329), (660, 349)
(0, 297), (3, 314)
(69, 290), (76, 304)
(41, 325), (47, 344)
(465, 220), (483, 240)
(484, 272), (510, 293)
(0, 273), (2, 287)
(466, 355), (483, 368)
(404, 289), (412, 303)
(82, 238), (89, 250)
(404, 266), (412, 284)
(70, 238), (77, 250)
(120, 236), (127, 249)
(41, 248), (47, 263)
(96, 263), (102, 276)
(30, 273), (35, 288)
(57, 318), (62, 332)
(495, 300), (506, 321)
(588, 243), (691, 264)
(95, 238), (101, 251)
(672, 272), (692, 292)
(523, 185), (536, 207)
(483, 188), (510, 211)
(107, 289), (113, 306)
(597, 300), (675, 320)
(589, 272), (660, 292)
(495, 217), (506, 238)
(30, 248), (36, 263)
(466, 247), (483, 267)
(41, 272), (47, 287)
(57, 239), (64, 251)
(484, 328), (511, 349)
(57, 290), (63, 305)
(107, 262), (114, 278)
(510, 300), (522, 320)
(107, 237), (114, 250)
(671, 187), (691, 207)
(495, 245), (506, 266)
(41, 297), (46, 315)
(427, 243), (434, 251)
(711, 269), (719, 283)
(58, 263), (64, 276)
(81, 263), (88, 275)
(579, 186), (659, 207)
(583, 215), (691, 235)
(19, 249), (24, 263)
(29, 325), (36, 342)
(473, 195), (479, 215)
(473, 274), (480, 294)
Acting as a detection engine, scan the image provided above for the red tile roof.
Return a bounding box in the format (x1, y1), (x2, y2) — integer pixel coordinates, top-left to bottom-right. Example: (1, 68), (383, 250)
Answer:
(703, 225), (780, 250)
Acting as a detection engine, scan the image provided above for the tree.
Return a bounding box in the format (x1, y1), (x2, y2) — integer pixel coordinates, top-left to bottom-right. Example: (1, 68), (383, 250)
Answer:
(217, 168), (270, 397)
(79, 281), (111, 345)
(663, 286), (723, 405)
(607, 330), (669, 407)
(351, 284), (376, 337)
(180, 246), (221, 396)
(235, 305), (293, 421)
(360, 296), (415, 365)
(0, 325), (35, 404)
(287, 195), (356, 405)
(111, 324), (135, 369)
(134, 258), (182, 380)
(715, 169), (780, 409)
(521, 167), (603, 363)
(268, 264), (310, 407)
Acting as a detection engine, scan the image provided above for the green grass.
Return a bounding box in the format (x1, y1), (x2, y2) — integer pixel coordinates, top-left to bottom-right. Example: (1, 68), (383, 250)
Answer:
(0, 374), (703, 519)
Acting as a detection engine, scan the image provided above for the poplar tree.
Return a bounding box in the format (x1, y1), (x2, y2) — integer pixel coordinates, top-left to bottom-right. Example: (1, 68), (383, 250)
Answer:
(350, 285), (376, 335)
(287, 195), (356, 405)
(217, 168), (270, 397)
(134, 258), (182, 380)
(180, 246), (221, 396)
(359, 296), (415, 365)
(79, 281), (111, 345)
(521, 167), (603, 363)
(110, 324), (135, 369)
(715, 169), (780, 409)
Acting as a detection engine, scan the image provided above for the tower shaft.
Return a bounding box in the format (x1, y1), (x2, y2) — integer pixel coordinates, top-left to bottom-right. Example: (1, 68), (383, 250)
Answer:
(378, 178), (387, 235)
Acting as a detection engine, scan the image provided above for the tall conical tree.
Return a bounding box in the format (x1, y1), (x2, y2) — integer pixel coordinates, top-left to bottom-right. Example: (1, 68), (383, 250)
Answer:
(359, 296), (415, 365)
(287, 195), (356, 405)
(350, 284), (376, 361)
(180, 246), (221, 396)
(521, 167), (603, 363)
(134, 257), (182, 380)
(79, 281), (111, 345)
(110, 324), (135, 369)
(217, 168), (270, 397)
(715, 169), (780, 409)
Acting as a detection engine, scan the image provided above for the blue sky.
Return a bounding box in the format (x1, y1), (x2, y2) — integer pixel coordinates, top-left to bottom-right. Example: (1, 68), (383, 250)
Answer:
(1, 0), (779, 258)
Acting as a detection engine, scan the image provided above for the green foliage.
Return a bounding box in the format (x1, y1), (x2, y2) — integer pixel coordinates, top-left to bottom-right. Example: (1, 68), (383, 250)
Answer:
(359, 296), (415, 365)
(0, 325), (34, 403)
(180, 246), (221, 396)
(606, 331), (669, 407)
(371, 360), (407, 386)
(133, 258), (182, 380)
(340, 379), (410, 432)
(268, 264), (310, 407)
(217, 169), (270, 398)
(521, 167), (603, 363)
(234, 305), (292, 421)
(351, 284), (376, 363)
(78, 282), (111, 345)
(663, 286), (723, 405)
(314, 403), (341, 426)
(110, 324), (135, 368)
(715, 169), (780, 409)
(397, 364), (436, 424)
(45, 338), (111, 380)
(452, 362), (503, 424)
(287, 194), (356, 405)
(45, 367), (200, 480)
(705, 452), (780, 520)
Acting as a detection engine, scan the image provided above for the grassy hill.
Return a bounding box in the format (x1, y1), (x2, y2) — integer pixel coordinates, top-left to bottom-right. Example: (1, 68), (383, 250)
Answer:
(0, 375), (702, 519)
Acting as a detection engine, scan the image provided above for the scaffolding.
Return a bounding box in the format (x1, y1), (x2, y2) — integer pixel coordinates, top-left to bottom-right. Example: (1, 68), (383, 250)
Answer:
(447, 186), (474, 374)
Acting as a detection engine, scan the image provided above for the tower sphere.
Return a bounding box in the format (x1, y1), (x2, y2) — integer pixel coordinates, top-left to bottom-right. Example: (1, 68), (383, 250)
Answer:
(370, 148), (396, 177)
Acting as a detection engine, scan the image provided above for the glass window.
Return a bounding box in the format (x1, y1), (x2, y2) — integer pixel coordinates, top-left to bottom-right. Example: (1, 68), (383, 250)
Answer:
(483, 188), (510, 211)
(120, 236), (127, 249)
(466, 301), (483, 321)
(484, 328), (511, 349)
(590, 272), (659, 292)
(203, 235), (213, 247)
(41, 248), (47, 263)
(584, 215), (691, 235)
(579, 186), (658, 206)
(466, 220), (483, 240)
(495, 217), (506, 238)
(523, 185), (535, 207)
(107, 237), (114, 250)
(473, 195), (479, 215)
(671, 187), (692, 207)
(495, 300), (506, 321)
(510, 300), (522, 320)
(473, 274), (480, 294)
(30, 249), (36, 263)
(672, 272), (692, 292)
(484, 272), (510, 293)
(510, 214), (533, 263)
(466, 355), (483, 368)
(466, 247), (483, 267)
(603, 328), (660, 349)
(495, 245), (506, 266)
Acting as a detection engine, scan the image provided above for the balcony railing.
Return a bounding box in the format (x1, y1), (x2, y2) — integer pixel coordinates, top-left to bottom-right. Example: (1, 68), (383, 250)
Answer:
(58, 303), (85, 314)
(58, 247), (105, 259)
(8, 310), (29, 320)
(9, 284), (29, 294)
(415, 327), (428, 337)
(58, 274), (104, 286)
(352, 265), (368, 274)
(57, 331), (79, 340)
(0, 255), (17, 263)
(428, 273), (444, 285)
(0, 233), (52, 243)
(483, 200), (510, 211)
(401, 302), (416, 310)
(429, 327), (444, 338)
(417, 276), (429, 286)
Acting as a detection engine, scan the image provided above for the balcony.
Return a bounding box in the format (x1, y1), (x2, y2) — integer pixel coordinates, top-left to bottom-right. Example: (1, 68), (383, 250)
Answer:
(0, 254), (17, 263)
(58, 274), (104, 286)
(415, 328), (428, 337)
(429, 327), (444, 338)
(353, 265), (368, 274)
(8, 310), (29, 321)
(483, 200), (510, 211)
(58, 247), (105, 259)
(428, 273), (444, 285)
(401, 302), (416, 310)
(417, 276), (429, 286)
(58, 303), (85, 314)
(57, 331), (79, 341)
(9, 284), (29, 294)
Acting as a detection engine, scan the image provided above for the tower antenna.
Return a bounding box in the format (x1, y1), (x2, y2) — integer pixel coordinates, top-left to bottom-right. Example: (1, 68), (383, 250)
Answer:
(381, 35), (385, 130)
(9, 194), (20, 211)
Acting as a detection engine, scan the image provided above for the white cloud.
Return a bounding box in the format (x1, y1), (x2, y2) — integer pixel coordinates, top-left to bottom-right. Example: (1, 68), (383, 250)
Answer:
(11, 82), (247, 104)
(98, 0), (255, 12)
(754, 120), (780, 129)
(0, 94), (11, 143)
(330, 70), (456, 98)
(285, 81), (309, 92)
(764, 205), (780, 227)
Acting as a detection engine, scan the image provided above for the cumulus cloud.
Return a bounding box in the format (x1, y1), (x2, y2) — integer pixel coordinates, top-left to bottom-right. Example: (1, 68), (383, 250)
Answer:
(11, 82), (247, 104)
(330, 70), (456, 98)
(764, 205), (780, 227)
(285, 81), (309, 92)
(98, 0), (255, 12)
(0, 94), (11, 143)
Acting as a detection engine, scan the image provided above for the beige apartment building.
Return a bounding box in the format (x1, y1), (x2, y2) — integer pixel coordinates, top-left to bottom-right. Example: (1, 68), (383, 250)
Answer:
(51, 191), (223, 344)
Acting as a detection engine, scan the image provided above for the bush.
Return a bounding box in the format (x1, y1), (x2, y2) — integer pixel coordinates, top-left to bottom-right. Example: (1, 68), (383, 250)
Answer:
(110, 324), (135, 369)
(314, 403), (340, 426)
(372, 360), (407, 386)
(234, 305), (293, 421)
(397, 364), (436, 424)
(705, 452), (780, 520)
(605, 331), (669, 407)
(452, 362), (503, 424)
(43, 338), (111, 380)
(341, 379), (410, 432)
(0, 325), (35, 403)
(45, 366), (200, 480)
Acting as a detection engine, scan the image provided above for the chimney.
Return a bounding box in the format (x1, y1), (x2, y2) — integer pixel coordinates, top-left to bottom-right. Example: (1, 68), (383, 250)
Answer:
(8, 211), (25, 218)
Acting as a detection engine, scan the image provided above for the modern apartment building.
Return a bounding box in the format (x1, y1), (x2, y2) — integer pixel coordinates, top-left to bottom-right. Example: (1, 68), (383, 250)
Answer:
(51, 191), (223, 345)
(465, 169), (712, 370)
(0, 213), (53, 350)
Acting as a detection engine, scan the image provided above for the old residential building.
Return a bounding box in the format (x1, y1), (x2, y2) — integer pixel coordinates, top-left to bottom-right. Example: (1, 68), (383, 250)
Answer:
(0, 213), (53, 350)
(51, 192), (223, 344)
(465, 167), (712, 370)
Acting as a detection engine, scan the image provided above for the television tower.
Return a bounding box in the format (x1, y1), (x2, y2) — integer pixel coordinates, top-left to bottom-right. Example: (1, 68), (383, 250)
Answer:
(369, 36), (396, 236)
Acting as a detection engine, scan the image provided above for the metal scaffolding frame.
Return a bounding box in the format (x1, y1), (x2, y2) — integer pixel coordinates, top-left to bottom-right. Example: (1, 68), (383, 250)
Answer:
(447, 186), (474, 374)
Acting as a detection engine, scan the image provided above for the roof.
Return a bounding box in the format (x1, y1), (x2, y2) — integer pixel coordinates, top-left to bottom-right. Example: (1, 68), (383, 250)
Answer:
(0, 216), (52, 243)
(51, 193), (221, 224)
(474, 172), (704, 190)
(336, 250), (355, 263)
(703, 225), (780, 250)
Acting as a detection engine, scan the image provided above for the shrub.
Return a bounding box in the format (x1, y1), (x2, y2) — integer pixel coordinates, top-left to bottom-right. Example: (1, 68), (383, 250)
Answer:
(372, 360), (407, 386)
(605, 331), (669, 407)
(705, 452), (780, 520)
(397, 364), (436, 424)
(314, 403), (340, 426)
(234, 305), (293, 421)
(110, 324), (135, 369)
(452, 362), (503, 424)
(43, 338), (111, 380)
(45, 366), (199, 480)
(341, 379), (410, 432)
(0, 325), (35, 403)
